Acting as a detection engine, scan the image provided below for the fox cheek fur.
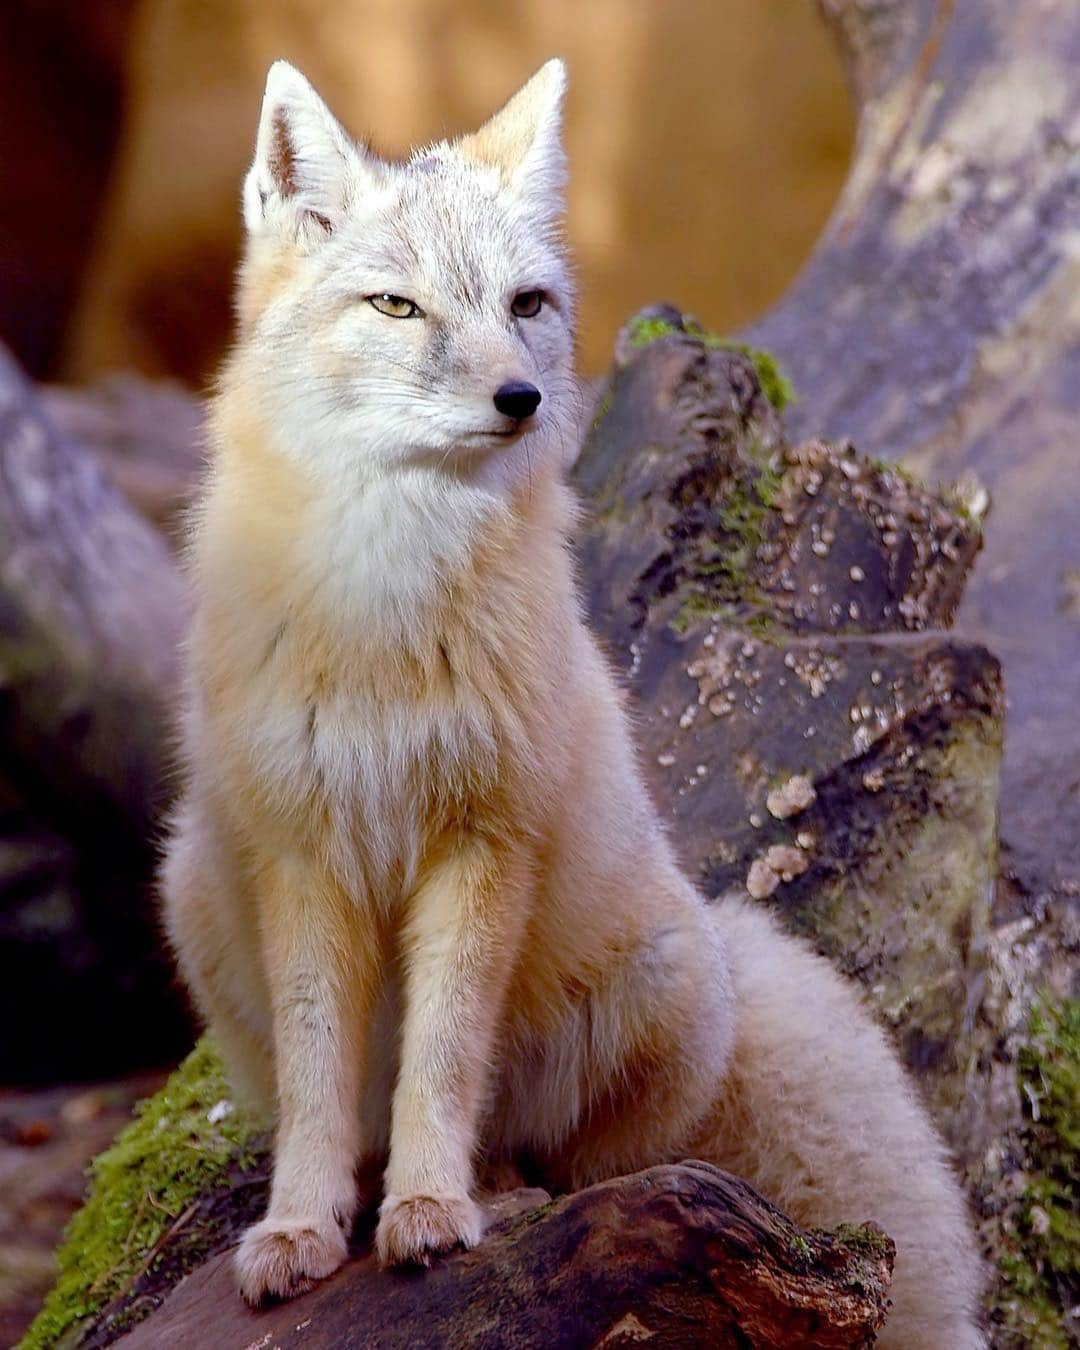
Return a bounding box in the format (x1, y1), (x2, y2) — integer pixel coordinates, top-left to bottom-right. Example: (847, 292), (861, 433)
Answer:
(160, 58), (986, 1346)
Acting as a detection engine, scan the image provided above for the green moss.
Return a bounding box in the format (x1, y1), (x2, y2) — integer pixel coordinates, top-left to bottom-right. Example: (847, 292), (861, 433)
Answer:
(670, 595), (736, 636)
(941, 483), (985, 535)
(624, 312), (797, 411)
(789, 1234), (813, 1264)
(717, 340), (797, 413)
(832, 1222), (895, 1259)
(992, 998), (1080, 1349)
(669, 453), (787, 639)
(19, 1038), (257, 1350)
(626, 314), (684, 350)
(869, 456), (923, 490)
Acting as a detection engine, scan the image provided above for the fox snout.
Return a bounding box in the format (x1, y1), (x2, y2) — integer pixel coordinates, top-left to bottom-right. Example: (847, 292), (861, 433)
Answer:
(493, 380), (542, 422)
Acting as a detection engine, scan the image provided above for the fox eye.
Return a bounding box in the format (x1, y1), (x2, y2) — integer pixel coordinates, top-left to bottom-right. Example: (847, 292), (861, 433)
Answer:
(368, 293), (423, 319)
(511, 290), (544, 319)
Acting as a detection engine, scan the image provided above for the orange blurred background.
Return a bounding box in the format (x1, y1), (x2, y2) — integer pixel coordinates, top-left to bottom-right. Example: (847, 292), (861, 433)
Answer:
(0, 0), (852, 386)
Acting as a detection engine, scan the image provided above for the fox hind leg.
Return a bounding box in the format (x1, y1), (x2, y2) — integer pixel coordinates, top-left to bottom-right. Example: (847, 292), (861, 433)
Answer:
(160, 802), (275, 1112)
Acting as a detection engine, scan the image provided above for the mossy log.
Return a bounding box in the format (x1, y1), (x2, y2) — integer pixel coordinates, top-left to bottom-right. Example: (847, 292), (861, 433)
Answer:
(0, 343), (190, 1079)
(574, 311), (1002, 1163)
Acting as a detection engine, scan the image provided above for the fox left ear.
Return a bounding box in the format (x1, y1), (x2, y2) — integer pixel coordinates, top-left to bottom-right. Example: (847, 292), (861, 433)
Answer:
(460, 59), (567, 213)
(244, 60), (376, 245)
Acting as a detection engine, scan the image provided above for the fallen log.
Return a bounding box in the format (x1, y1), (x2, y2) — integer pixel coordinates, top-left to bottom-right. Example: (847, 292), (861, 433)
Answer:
(109, 1164), (892, 1350)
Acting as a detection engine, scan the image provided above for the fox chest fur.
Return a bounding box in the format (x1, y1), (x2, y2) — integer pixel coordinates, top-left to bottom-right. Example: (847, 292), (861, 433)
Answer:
(188, 446), (573, 900)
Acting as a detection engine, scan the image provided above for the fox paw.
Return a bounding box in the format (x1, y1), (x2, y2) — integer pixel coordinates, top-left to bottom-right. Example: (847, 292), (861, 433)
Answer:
(375, 1192), (484, 1267)
(235, 1215), (347, 1305)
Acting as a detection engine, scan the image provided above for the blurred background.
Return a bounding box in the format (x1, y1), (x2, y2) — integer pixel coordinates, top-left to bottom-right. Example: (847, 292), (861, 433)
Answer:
(0, 0), (852, 386)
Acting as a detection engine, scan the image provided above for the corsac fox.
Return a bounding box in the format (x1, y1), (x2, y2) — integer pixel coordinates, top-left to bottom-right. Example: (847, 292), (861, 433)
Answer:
(161, 58), (985, 1347)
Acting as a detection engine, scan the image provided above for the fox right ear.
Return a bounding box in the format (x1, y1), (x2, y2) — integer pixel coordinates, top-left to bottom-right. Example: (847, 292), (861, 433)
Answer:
(243, 61), (373, 244)
(460, 60), (567, 216)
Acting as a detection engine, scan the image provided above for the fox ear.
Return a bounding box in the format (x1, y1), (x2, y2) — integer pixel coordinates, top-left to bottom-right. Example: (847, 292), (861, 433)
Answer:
(243, 61), (371, 243)
(460, 59), (567, 212)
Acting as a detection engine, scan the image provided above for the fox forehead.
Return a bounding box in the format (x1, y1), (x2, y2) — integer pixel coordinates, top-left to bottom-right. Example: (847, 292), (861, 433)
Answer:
(324, 154), (563, 304)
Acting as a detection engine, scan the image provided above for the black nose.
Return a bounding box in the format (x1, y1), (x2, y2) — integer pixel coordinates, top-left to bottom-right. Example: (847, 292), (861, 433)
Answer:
(493, 380), (542, 420)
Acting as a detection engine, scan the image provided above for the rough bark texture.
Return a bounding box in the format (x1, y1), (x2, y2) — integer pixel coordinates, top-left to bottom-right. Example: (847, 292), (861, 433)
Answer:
(107, 1165), (893, 1350)
(0, 344), (191, 1079)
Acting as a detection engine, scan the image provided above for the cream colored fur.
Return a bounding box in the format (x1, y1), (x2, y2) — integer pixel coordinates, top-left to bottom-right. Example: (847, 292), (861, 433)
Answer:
(160, 58), (985, 1345)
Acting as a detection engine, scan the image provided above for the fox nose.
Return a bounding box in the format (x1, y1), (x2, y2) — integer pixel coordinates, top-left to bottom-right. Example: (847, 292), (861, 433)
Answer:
(493, 380), (542, 421)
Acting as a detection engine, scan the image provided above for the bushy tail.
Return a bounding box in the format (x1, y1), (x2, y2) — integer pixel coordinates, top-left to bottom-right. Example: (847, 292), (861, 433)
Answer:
(694, 895), (985, 1350)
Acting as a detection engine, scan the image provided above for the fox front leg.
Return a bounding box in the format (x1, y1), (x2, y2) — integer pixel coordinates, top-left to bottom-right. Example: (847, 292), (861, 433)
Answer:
(376, 838), (529, 1265)
(235, 861), (378, 1304)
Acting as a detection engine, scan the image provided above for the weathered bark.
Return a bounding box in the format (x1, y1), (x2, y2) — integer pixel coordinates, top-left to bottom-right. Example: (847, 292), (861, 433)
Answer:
(0, 343), (191, 1078)
(105, 1164), (893, 1350)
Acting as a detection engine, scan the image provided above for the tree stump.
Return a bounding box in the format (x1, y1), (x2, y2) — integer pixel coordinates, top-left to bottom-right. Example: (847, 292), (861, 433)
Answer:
(574, 310), (1002, 1161)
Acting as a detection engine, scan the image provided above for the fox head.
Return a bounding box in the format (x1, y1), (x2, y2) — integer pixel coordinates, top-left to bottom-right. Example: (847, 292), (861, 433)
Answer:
(233, 59), (577, 493)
